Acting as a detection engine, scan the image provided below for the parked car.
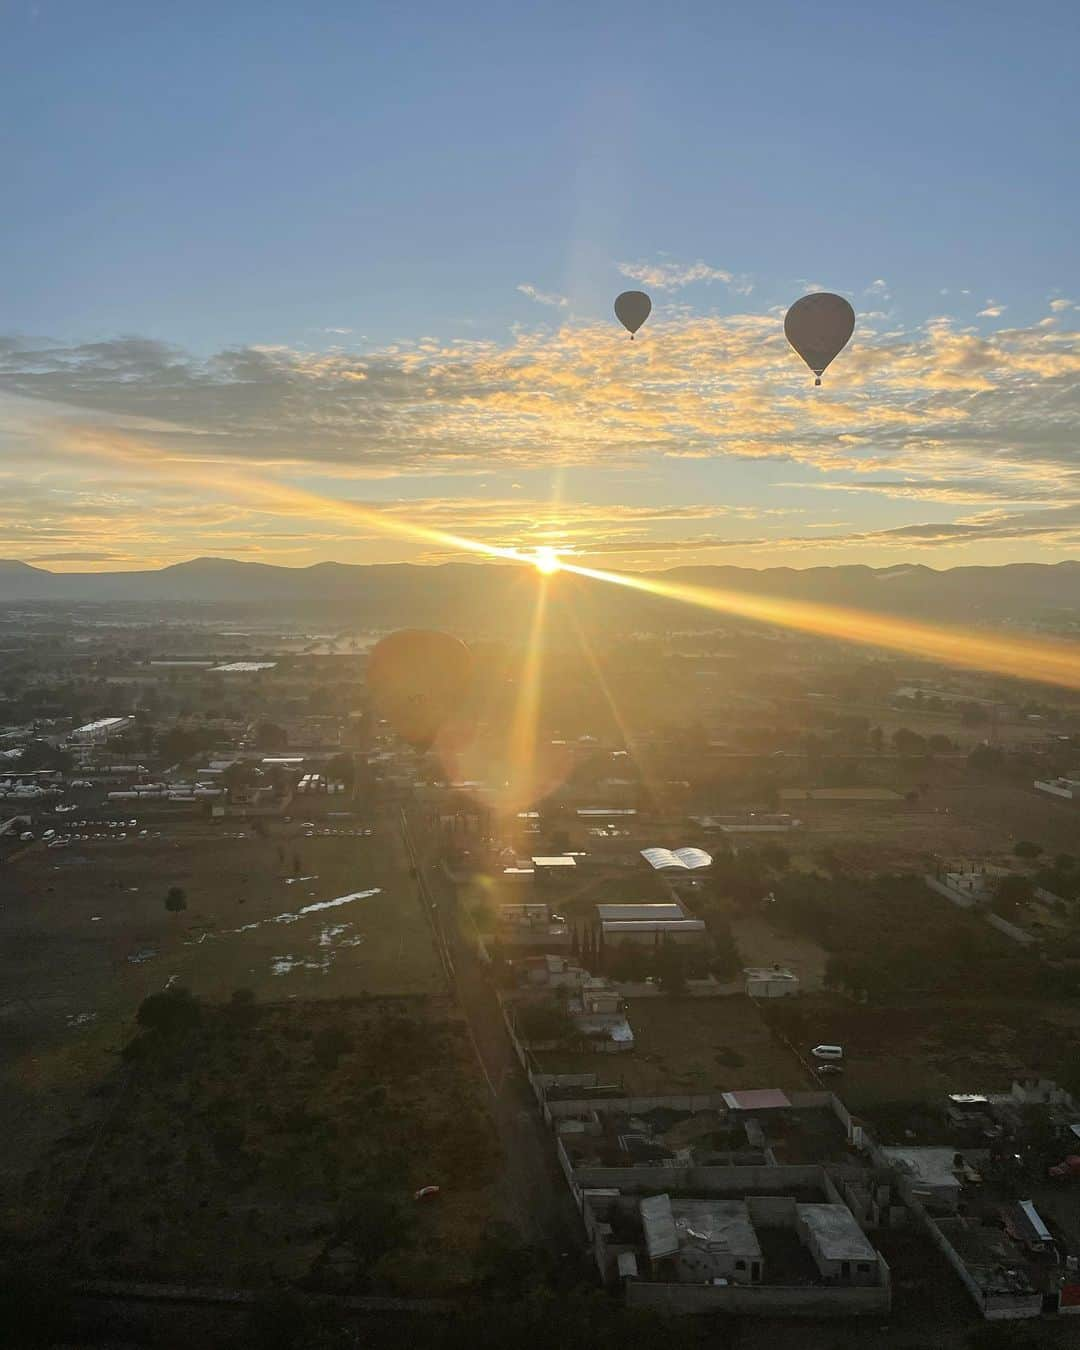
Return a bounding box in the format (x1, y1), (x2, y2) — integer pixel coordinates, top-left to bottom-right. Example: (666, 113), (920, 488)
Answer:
(811, 1044), (844, 1061)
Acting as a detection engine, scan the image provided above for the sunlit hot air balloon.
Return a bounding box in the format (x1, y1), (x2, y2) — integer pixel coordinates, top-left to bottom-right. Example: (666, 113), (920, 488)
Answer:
(367, 629), (473, 749)
(614, 290), (652, 339)
(784, 292), (855, 385)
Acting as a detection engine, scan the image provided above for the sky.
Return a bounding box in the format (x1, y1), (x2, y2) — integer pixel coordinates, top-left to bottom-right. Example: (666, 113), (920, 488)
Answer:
(1, 0), (1078, 573)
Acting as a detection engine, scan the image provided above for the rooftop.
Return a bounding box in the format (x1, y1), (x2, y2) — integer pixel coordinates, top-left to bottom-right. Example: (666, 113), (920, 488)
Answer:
(641, 846), (712, 871)
(597, 901), (687, 922)
(672, 1198), (762, 1258)
(796, 1204), (878, 1263)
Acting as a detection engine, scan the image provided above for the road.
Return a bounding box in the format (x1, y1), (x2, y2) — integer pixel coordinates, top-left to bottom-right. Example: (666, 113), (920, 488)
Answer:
(399, 806), (582, 1255)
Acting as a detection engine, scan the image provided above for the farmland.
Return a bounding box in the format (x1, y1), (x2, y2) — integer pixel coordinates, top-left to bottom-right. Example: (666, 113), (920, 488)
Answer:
(0, 812), (445, 1244)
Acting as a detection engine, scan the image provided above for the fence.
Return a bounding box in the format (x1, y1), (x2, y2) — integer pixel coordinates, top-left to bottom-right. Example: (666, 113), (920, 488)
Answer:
(924, 875), (1036, 946)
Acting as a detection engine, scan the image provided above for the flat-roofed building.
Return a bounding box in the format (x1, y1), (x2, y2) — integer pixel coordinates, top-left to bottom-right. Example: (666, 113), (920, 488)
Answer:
(796, 1204), (879, 1285)
(596, 901), (686, 923)
(601, 917), (707, 945)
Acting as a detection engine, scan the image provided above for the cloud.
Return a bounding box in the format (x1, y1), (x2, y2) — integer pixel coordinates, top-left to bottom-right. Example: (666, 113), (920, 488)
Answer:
(864, 279), (891, 300)
(978, 301), (1006, 317)
(1050, 298), (1077, 313)
(25, 551), (126, 563)
(2, 305), (1079, 567)
(516, 283), (568, 308)
(616, 259), (752, 293)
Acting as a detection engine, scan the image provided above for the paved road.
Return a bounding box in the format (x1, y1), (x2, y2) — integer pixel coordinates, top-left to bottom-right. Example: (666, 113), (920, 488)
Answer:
(399, 807), (581, 1255)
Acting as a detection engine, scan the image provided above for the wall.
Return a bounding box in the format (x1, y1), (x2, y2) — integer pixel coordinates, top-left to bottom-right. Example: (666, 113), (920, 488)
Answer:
(572, 1163), (829, 1195)
(924, 875), (1035, 946)
(626, 1278), (890, 1317)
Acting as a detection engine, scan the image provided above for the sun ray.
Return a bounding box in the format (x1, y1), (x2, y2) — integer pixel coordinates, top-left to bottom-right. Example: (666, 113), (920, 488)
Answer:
(557, 560), (1080, 692)
(62, 425), (1080, 693)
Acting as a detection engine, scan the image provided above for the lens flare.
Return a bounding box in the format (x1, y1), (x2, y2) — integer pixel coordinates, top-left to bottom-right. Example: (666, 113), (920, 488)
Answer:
(533, 546), (562, 575)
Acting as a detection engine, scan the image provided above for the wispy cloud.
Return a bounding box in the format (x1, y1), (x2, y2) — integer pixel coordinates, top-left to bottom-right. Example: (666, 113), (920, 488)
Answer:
(977, 300), (1006, 318)
(616, 259), (752, 293)
(516, 283), (567, 308)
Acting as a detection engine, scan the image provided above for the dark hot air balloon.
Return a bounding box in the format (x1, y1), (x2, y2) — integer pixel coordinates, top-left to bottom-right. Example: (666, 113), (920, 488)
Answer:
(367, 629), (473, 749)
(614, 290), (652, 339)
(784, 292), (855, 385)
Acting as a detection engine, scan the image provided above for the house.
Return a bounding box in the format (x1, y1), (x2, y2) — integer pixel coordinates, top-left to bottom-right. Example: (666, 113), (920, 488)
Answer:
(796, 1204), (881, 1286)
(644, 1196), (764, 1285)
(744, 966), (799, 998)
(1011, 1076), (1073, 1108)
(879, 1147), (967, 1212)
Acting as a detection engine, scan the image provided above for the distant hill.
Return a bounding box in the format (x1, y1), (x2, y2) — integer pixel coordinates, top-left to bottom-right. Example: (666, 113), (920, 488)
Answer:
(2, 556), (1079, 630)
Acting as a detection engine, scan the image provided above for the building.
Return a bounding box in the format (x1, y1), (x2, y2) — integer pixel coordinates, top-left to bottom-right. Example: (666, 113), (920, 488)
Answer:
(1035, 777), (1080, 801)
(601, 916), (707, 946)
(796, 1203), (881, 1285)
(69, 716), (132, 746)
(643, 1195), (764, 1284)
(878, 1147), (969, 1212)
(582, 1169), (891, 1317)
(597, 901), (687, 923)
(744, 966), (800, 998)
(641, 846), (712, 872)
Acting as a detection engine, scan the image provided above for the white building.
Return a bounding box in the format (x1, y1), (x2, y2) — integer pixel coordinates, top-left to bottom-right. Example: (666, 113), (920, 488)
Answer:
(70, 716), (132, 745)
(744, 966), (800, 998)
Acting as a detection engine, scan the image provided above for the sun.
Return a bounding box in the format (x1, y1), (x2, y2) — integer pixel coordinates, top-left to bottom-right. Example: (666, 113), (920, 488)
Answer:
(532, 546), (562, 575)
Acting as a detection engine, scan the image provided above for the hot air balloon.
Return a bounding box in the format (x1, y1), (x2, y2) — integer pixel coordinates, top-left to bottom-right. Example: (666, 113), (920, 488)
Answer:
(367, 629), (473, 749)
(784, 292), (855, 385)
(614, 290), (652, 339)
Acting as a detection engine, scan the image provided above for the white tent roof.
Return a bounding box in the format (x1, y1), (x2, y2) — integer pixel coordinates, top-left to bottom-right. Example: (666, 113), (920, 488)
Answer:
(641, 846), (712, 871)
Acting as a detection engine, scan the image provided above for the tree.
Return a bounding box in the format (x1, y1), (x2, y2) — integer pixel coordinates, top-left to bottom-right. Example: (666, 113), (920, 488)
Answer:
(655, 936), (687, 995)
(253, 721), (288, 750)
(164, 886), (187, 913)
(927, 733), (954, 753)
(992, 874), (1034, 918)
(135, 986), (202, 1036)
(1014, 840), (1043, 860)
(892, 727), (927, 755)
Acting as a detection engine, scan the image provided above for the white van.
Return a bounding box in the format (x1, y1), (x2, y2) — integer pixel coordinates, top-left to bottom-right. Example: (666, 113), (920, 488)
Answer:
(811, 1044), (844, 1061)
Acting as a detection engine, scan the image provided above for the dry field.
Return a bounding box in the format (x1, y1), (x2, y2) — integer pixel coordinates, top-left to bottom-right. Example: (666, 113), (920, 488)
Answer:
(768, 993), (1080, 1112)
(783, 781), (1080, 875)
(536, 994), (809, 1094)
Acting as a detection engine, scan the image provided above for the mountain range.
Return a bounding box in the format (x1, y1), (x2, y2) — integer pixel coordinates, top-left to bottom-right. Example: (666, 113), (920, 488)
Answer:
(2, 557), (1079, 631)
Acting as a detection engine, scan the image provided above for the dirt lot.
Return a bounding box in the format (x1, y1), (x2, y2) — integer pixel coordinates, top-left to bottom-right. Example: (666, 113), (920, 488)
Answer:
(536, 994), (809, 1094)
(768, 993), (1080, 1112)
(731, 912), (829, 990)
(53, 996), (500, 1293)
(0, 811), (444, 1240)
(784, 781), (1080, 874)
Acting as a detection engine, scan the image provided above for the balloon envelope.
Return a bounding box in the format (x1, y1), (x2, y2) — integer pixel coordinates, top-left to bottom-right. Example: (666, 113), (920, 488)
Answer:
(784, 293), (855, 384)
(614, 290), (652, 337)
(367, 629), (473, 748)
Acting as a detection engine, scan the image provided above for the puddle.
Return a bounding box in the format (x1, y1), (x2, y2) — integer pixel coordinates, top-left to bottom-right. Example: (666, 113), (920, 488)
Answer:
(127, 947), (158, 964)
(285, 875), (318, 885)
(66, 1012), (97, 1028)
(271, 954), (332, 975)
(226, 888), (380, 934)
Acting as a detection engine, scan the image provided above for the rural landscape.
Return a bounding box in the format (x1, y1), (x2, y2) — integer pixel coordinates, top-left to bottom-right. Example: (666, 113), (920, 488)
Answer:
(4, 2), (1080, 1346)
